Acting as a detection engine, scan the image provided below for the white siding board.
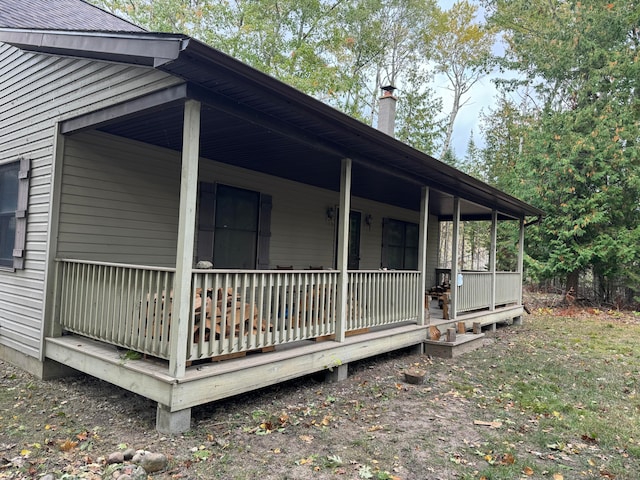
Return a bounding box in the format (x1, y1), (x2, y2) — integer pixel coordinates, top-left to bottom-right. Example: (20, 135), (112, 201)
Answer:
(0, 42), (182, 360)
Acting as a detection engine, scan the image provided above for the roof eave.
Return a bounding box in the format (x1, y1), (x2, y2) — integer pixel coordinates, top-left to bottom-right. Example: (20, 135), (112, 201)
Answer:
(0, 28), (186, 67)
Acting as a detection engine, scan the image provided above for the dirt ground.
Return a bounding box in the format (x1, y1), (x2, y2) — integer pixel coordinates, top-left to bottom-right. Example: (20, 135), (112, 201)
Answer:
(0, 332), (499, 480)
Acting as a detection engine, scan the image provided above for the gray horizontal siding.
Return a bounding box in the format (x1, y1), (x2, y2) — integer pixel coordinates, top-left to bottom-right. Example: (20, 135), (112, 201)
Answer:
(65, 132), (432, 273)
(57, 131), (181, 266)
(0, 41), (182, 360)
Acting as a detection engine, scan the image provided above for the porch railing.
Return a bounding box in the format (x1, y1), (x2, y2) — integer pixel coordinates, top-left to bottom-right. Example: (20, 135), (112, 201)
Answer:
(495, 272), (521, 305)
(188, 270), (339, 360)
(55, 259), (175, 359)
(347, 271), (421, 331)
(53, 260), (423, 362)
(457, 271), (521, 313)
(457, 272), (492, 313)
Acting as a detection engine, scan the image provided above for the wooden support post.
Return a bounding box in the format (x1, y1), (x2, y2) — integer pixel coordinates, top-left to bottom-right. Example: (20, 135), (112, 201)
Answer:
(490, 210), (497, 311)
(325, 363), (348, 383)
(418, 186), (429, 326)
(335, 158), (352, 343)
(442, 293), (449, 320)
(169, 99), (201, 379)
(450, 197), (460, 320)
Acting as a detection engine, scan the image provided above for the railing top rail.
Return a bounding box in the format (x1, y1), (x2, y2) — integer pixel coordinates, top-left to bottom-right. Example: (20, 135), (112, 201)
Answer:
(55, 258), (176, 273)
(192, 269), (340, 274)
(349, 270), (420, 274)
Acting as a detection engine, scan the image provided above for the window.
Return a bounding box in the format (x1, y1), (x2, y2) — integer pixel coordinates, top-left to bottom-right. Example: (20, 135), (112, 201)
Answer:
(0, 162), (20, 268)
(0, 158), (30, 270)
(382, 218), (419, 270)
(197, 182), (272, 269)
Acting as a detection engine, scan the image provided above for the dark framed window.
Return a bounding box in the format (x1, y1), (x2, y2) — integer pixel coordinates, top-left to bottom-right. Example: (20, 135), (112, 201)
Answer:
(197, 182), (272, 269)
(382, 218), (419, 270)
(213, 184), (260, 269)
(0, 162), (20, 268)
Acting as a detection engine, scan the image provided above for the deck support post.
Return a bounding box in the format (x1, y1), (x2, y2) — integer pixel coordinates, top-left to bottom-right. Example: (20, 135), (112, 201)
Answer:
(325, 363), (348, 383)
(450, 197), (460, 320)
(156, 404), (191, 434)
(418, 186), (429, 326)
(490, 210), (497, 311)
(335, 158), (352, 343)
(170, 99), (201, 379)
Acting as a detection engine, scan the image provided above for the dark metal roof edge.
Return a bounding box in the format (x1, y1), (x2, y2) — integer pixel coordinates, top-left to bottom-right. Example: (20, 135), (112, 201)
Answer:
(177, 39), (544, 217)
(0, 28), (187, 66)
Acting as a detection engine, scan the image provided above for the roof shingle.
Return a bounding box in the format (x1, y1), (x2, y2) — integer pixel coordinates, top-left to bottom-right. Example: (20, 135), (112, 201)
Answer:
(0, 0), (144, 32)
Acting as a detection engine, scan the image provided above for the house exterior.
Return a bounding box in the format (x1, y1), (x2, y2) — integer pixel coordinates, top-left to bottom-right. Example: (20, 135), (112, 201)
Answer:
(0, 0), (543, 433)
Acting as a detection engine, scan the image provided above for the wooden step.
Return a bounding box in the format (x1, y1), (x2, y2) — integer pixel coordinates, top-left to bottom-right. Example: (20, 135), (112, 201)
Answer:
(423, 333), (485, 359)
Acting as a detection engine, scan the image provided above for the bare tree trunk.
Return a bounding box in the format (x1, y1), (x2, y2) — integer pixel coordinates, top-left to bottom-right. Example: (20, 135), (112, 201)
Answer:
(440, 88), (461, 157)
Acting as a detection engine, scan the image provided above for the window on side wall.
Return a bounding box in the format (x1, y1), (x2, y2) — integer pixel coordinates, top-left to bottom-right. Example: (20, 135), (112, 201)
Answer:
(381, 218), (419, 270)
(0, 158), (30, 270)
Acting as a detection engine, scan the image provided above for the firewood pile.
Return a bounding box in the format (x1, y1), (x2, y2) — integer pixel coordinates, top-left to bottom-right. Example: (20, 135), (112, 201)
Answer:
(193, 287), (266, 341)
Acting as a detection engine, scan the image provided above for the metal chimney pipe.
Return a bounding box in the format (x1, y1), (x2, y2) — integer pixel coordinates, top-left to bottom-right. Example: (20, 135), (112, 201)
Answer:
(377, 85), (397, 137)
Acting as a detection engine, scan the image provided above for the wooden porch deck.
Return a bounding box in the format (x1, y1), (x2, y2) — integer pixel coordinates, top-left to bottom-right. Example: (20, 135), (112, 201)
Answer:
(45, 322), (428, 418)
(426, 298), (524, 333)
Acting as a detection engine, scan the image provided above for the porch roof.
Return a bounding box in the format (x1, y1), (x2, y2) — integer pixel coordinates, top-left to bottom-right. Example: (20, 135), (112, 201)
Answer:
(0, 25), (544, 221)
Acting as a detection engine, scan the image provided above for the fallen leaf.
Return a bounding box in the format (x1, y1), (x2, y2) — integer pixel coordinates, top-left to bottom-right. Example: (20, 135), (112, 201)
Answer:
(474, 420), (502, 428)
(500, 453), (515, 465)
(299, 435), (314, 444)
(368, 425), (384, 432)
(553, 474), (564, 480)
(523, 466), (534, 476)
(58, 439), (78, 452)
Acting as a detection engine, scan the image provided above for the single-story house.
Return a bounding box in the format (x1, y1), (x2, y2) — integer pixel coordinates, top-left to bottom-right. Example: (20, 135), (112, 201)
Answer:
(0, 0), (543, 433)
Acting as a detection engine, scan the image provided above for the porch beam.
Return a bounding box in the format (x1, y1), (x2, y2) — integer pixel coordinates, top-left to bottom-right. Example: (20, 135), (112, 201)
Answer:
(335, 158), (352, 343)
(490, 210), (497, 311)
(60, 84), (188, 134)
(418, 186), (429, 326)
(450, 197), (461, 320)
(170, 99), (201, 378)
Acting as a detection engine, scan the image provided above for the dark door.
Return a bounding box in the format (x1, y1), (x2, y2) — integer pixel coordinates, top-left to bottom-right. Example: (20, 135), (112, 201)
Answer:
(334, 209), (361, 270)
(347, 211), (361, 270)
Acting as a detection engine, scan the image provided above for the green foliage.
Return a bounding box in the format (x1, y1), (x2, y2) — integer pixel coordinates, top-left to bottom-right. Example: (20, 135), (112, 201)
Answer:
(89, 0), (445, 153)
(481, 0), (640, 298)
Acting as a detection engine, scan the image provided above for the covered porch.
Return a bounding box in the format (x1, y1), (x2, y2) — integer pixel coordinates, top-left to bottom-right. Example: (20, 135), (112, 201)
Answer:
(39, 40), (540, 432)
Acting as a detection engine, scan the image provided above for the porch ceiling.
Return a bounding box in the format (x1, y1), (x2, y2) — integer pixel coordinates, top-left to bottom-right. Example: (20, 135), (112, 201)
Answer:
(94, 100), (498, 219)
